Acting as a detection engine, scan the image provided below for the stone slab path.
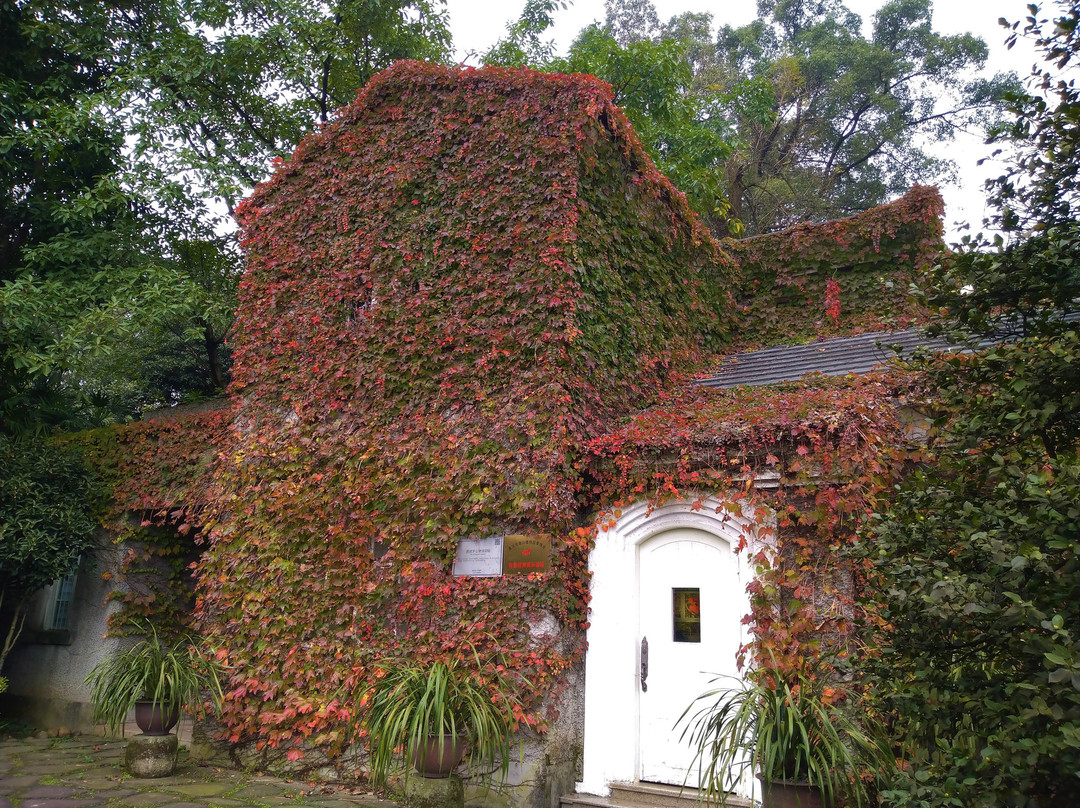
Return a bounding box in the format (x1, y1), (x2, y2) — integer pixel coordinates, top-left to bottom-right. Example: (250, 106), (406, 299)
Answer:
(0, 737), (399, 808)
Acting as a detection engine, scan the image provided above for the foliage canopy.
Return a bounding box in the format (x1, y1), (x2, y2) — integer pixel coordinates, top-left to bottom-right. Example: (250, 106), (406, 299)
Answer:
(501, 0), (1013, 236)
(852, 3), (1080, 805)
(0, 435), (100, 675)
(0, 0), (451, 433)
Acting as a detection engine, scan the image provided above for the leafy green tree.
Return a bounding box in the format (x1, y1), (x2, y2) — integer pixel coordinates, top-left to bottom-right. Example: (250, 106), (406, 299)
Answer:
(604, 0), (659, 45)
(525, 0), (1011, 236)
(1, 0), (452, 432)
(547, 23), (742, 232)
(0, 435), (101, 676)
(483, 0), (566, 67)
(117, 0), (451, 403)
(485, 0), (743, 231)
(120, 0), (450, 211)
(122, 0), (449, 407)
(852, 5), (1080, 805)
(712, 0), (1016, 234)
(72, 238), (239, 418)
(103, 0), (450, 414)
(0, 0), (160, 434)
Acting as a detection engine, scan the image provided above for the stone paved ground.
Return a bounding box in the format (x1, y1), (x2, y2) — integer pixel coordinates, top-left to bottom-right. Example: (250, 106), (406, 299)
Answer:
(0, 736), (399, 808)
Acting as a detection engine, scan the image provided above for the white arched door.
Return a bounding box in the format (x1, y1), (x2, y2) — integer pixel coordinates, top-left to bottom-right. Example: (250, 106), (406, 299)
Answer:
(637, 528), (743, 785)
(577, 498), (758, 798)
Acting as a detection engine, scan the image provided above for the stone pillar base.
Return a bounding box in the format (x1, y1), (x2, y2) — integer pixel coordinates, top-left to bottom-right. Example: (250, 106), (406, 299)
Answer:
(403, 773), (464, 808)
(125, 733), (178, 778)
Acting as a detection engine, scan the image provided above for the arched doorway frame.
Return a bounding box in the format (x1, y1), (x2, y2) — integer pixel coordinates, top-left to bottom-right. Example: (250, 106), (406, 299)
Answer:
(576, 495), (767, 796)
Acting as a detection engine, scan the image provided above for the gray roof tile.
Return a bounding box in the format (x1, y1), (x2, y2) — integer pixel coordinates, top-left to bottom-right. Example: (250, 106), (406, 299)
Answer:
(696, 330), (937, 389)
(699, 312), (1079, 389)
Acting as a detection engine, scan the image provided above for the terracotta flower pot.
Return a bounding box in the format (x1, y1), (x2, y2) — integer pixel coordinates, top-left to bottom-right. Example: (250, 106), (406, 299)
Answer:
(759, 779), (824, 808)
(408, 735), (467, 778)
(134, 701), (181, 736)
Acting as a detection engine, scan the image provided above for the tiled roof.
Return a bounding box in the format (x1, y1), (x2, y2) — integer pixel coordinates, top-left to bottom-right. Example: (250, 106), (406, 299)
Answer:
(697, 329), (983, 389)
(698, 312), (1079, 389)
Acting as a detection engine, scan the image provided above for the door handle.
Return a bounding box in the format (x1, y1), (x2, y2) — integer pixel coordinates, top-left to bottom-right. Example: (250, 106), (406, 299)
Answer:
(640, 636), (649, 692)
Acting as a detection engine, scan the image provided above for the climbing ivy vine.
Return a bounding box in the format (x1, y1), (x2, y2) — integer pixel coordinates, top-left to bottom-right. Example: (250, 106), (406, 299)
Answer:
(68, 63), (947, 773)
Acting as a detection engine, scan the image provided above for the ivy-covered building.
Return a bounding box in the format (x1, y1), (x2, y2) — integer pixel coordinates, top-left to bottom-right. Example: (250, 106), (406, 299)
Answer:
(2, 63), (945, 808)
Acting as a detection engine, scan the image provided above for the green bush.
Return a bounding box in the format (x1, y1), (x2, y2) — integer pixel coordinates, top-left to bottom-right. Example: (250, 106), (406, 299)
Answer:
(0, 435), (100, 674)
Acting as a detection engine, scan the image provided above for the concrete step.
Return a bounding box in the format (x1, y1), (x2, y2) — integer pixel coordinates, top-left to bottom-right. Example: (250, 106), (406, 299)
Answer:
(611, 782), (716, 808)
(562, 782), (752, 808)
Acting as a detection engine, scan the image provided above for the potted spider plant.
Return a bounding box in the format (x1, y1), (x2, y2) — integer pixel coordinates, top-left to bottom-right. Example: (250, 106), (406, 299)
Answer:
(679, 663), (892, 808)
(85, 621), (225, 737)
(360, 655), (525, 785)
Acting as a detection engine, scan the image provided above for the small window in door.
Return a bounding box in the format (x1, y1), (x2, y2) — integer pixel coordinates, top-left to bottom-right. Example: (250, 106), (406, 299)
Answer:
(672, 588), (701, 643)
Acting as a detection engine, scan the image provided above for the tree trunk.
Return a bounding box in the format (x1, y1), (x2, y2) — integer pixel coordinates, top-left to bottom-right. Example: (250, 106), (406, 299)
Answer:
(205, 326), (224, 391)
(0, 587), (30, 677)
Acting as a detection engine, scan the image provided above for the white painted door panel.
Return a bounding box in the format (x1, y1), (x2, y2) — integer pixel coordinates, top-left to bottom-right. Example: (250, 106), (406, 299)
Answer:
(638, 529), (742, 786)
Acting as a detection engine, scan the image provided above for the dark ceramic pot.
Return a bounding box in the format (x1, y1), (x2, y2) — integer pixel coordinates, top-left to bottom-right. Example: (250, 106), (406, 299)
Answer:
(759, 779), (824, 808)
(134, 701), (181, 736)
(408, 735), (467, 778)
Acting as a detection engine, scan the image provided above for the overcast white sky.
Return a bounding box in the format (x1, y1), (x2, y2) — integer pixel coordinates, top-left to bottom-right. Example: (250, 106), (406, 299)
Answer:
(442, 0), (1047, 239)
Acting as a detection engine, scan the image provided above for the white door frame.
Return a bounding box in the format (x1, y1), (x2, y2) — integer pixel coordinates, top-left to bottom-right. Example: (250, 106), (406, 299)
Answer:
(576, 496), (763, 796)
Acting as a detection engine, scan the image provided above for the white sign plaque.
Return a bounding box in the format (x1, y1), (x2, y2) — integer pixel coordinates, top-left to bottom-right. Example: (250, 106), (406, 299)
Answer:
(452, 535), (504, 577)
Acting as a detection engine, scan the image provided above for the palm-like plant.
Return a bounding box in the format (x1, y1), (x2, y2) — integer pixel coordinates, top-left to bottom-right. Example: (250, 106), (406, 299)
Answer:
(679, 664), (892, 807)
(361, 656), (525, 786)
(85, 621), (225, 735)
